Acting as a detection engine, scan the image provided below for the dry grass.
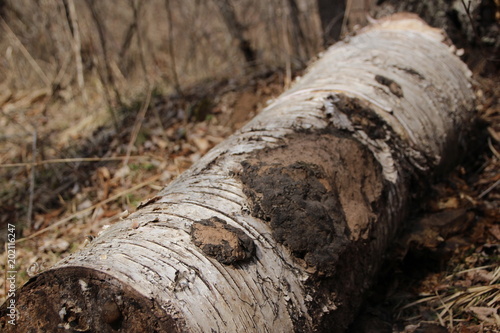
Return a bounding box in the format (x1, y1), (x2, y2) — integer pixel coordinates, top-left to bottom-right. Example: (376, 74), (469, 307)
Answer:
(401, 266), (500, 330)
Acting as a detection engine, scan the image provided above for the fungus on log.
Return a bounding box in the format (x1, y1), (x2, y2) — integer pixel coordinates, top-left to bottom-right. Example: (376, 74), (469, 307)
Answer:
(0, 14), (474, 333)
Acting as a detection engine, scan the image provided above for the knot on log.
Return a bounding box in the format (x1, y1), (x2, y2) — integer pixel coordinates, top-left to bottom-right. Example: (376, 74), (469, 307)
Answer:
(191, 216), (255, 265)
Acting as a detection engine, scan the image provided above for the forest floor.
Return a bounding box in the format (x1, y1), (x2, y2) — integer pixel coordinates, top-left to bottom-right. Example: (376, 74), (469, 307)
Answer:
(0, 45), (499, 333)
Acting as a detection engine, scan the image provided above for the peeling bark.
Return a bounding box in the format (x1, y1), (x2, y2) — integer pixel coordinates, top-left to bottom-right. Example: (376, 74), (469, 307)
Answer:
(0, 14), (474, 333)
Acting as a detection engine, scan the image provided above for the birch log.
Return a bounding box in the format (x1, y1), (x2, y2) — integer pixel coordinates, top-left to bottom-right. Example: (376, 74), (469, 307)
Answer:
(1, 14), (474, 333)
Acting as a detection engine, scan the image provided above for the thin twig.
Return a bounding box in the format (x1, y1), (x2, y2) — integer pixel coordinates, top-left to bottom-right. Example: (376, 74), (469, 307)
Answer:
(118, 20), (137, 60)
(287, 0), (310, 62)
(64, 0), (88, 104)
(129, 0), (166, 137)
(340, 0), (352, 38)
(130, 0), (149, 88)
(0, 17), (51, 87)
(459, 0), (499, 62)
(0, 155), (152, 168)
(124, 88), (153, 166)
(479, 178), (500, 199)
(212, 0), (256, 66)
(27, 129), (37, 229)
(454, 265), (496, 275)
(17, 174), (162, 243)
(436, 290), (455, 329)
(488, 137), (500, 159)
(85, 0), (121, 128)
(52, 52), (72, 88)
(0, 108), (32, 136)
(164, 0), (182, 94)
(281, 0), (292, 89)
(460, 0), (481, 46)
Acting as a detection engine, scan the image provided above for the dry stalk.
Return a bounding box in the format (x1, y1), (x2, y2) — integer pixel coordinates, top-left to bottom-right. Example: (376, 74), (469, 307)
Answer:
(63, 0), (88, 104)
(128, 0), (164, 136)
(0, 108), (31, 136)
(317, 0), (346, 46)
(119, 20), (136, 61)
(0, 17), (51, 88)
(213, 0), (256, 66)
(130, 0), (149, 89)
(488, 137), (500, 160)
(281, 0), (292, 89)
(85, 0), (121, 128)
(400, 277), (500, 328)
(164, 0), (182, 94)
(124, 88), (153, 166)
(286, 0), (310, 63)
(479, 177), (500, 198)
(0, 156), (152, 168)
(341, 0), (352, 37)
(27, 130), (37, 229)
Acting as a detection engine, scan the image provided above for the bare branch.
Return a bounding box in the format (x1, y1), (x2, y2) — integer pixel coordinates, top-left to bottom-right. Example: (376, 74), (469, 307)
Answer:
(62, 0), (88, 103)
(0, 17), (51, 87)
(213, 0), (256, 66)
(164, 0), (182, 94)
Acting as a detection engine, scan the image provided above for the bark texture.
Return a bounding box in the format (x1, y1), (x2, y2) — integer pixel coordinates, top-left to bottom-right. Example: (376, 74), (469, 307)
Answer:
(0, 14), (474, 333)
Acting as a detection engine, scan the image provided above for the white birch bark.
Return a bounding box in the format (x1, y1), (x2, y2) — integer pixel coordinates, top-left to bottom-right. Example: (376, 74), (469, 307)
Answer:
(2, 14), (474, 333)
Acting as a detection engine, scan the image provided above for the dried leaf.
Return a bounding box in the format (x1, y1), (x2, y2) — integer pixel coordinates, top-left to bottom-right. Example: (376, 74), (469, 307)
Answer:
(468, 306), (499, 325)
(152, 135), (169, 149)
(50, 239), (70, 253)
(192, 137), (210, 153)
(114, 165), (130, 179)
(489, 224), (500, 241)
(436, 197), (460, 210)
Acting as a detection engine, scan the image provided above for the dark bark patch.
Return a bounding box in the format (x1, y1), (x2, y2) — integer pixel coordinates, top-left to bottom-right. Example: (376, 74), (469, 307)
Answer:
(330, 94), (391, 141)
(240, 160), (349, 276)
(238, 132), (385, 276)
(330, 94), (439, 178)
(375, 74), (404, 98)
(136, 196), (162, 210)
(397, 66), (425, 81)
(191, 216), (255, 265)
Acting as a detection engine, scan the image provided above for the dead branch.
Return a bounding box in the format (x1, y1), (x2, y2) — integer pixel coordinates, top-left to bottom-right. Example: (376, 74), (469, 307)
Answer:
(84, 0), (122, 116)
(163, 0), (182, 95)
(62, 0), (88, 103)
(0, 17), (51, 87)
(213, 0), (257, 66)
(27, 130), (37, 229)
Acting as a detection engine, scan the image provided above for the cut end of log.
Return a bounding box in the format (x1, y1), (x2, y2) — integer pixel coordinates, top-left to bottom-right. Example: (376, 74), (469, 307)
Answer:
(0, 267), (183, 332)
(363, 12), (445, 39)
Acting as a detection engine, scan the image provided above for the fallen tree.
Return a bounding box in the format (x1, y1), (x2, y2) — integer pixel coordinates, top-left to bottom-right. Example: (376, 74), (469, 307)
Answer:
(1, 14), (475, 332)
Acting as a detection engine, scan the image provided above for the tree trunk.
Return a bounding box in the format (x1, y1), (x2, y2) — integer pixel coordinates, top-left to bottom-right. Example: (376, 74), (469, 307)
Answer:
(0, 14), (474, 333)
(213, 0), (257, 65)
